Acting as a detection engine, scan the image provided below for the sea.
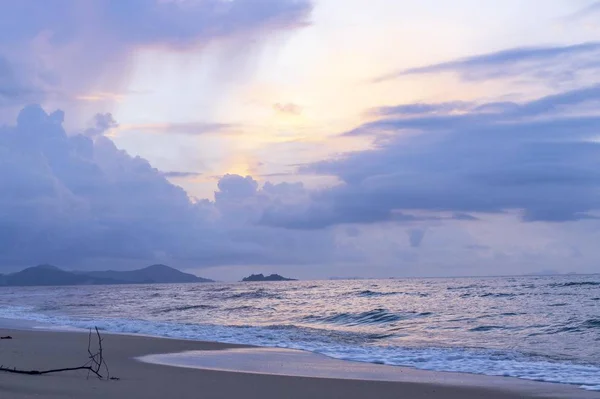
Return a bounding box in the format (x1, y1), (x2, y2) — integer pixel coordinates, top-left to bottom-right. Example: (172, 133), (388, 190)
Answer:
(0, 275), (599, 391)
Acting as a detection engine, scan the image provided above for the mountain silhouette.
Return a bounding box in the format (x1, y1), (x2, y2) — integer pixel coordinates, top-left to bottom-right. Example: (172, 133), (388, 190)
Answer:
(0, 264), (213, 287)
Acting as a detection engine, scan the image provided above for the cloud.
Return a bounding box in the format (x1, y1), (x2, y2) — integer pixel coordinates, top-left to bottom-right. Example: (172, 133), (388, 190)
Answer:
(105, 0), (312, 47)
(566, 2), (600, 22)
(273, 102), (303, 115)
(0, 56), (44, 105)
(162, 171), (203, 179)
(216, 174), (260, 202)
(117, 122), (238, 136)
(0, 104), (337, 270)
(407, 229), (425, 248)
(0, 1), (312, 48)
(0, 0), (313, 110)
(348, 85), (600, 137)
(266, 84), (600, 227)
(465, 244), (489, 251)
(373, 42), (600, 84)
(2, 105), (599, 276)
(373, 102), (471, 116)
(84, 113), (118, 137)
(1, 104), (197, 264)
(452, 213), (479, 221)
(259, 196), (403, 230)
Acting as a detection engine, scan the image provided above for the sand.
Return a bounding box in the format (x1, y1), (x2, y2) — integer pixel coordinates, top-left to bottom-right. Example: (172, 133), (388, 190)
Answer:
(0, 328), (599, 399)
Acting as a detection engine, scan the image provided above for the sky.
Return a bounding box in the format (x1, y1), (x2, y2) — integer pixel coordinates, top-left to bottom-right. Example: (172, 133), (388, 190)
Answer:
(2, 0), (600, 280)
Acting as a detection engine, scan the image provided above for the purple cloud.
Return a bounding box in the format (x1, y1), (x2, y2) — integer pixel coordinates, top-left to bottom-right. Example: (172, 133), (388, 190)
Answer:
(0, 0), (314, 109)
(267, 85), (600, 228)
(373, 42), (600, 85)
(162, 171), (203, 179)
(0, 105), (335, 270)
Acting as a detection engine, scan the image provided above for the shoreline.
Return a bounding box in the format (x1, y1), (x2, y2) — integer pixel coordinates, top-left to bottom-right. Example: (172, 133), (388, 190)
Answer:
(1, 276), (599, 392)
(3, 313), (600, 391)
(0, 325), (599, 398)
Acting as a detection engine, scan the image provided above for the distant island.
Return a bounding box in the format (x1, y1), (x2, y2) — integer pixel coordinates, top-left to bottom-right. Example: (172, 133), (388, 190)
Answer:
(242, 273), (296, 282)
(0, 264), (214, 287)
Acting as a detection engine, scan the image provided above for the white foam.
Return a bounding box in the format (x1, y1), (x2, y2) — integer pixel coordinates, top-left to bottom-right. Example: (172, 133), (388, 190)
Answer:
(138, 348), (600, 398)
(0, 306), (599, 391)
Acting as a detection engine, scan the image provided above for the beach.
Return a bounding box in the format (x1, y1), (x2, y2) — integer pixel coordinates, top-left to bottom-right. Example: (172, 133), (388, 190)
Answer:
(1, 278), (598, 388)
(3, 1), (600, 396)
(1, 328), (599, 399)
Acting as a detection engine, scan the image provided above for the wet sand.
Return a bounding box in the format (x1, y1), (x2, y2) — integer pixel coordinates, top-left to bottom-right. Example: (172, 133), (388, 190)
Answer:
(0, 328), (598, 399)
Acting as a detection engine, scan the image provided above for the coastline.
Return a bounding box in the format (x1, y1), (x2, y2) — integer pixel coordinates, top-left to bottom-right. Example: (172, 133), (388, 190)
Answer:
(0, 325), (599, 398)
(1, 277), (599, 390)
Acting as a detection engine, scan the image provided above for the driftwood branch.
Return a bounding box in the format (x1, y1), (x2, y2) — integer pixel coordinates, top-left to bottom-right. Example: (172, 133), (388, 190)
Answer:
(0, 327), (113, 380)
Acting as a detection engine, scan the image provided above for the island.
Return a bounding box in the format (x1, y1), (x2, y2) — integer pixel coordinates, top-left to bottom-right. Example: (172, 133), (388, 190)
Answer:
(0, 264), (214, 287)
(241, 273), (297, 282)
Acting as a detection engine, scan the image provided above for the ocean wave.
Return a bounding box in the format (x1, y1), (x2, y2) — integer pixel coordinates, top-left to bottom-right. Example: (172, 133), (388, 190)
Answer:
(207, 287), (231, 292)
(156, 304), (216, 314)
(549, 281), (600, 288)
(0, 277), (599, 392)
(520, 284), (536, 289)
(470, 325), (510, 332)
(447, 284), (488, 290)
(552, 319), (600, 334)
(459, 292), (518, 299)
(479, 293), (517, 298)
(582, 319), (600, 328)
(0, 306), (599, 391)
(65, 303), (98, 308)
(303, 308), (425, 326)
(226, 289), (283, 300)
(355, 290), (401, 297)
(448, 313), (520, 323)
(38, 304), (61, 311)
(366, 333), (396, 340)
(56, 317), (600, 390)
(224, 305), (265, 312)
